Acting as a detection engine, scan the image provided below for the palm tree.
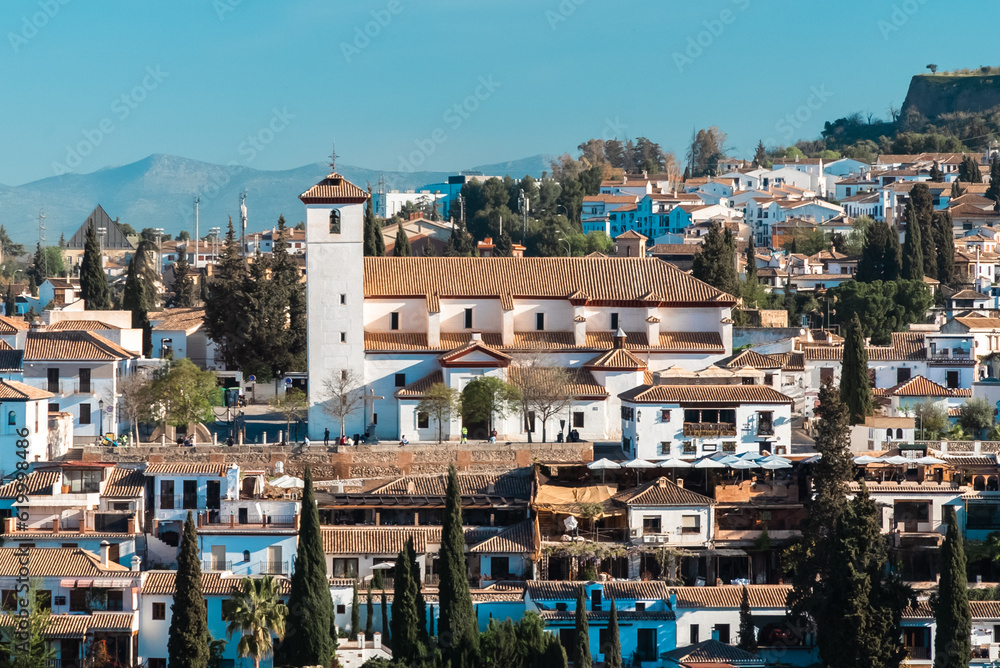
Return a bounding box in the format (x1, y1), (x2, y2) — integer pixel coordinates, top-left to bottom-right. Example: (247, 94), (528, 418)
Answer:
(223, 575), (289, 668)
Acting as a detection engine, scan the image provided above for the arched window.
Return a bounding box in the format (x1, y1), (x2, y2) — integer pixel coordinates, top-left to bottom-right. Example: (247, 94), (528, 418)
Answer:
(243, 550), (251, 562)
(6, 411), (14, 426)
(329, 209), (341, 234)
(896, 429), (904, 439)
(886, 429), (893, 440)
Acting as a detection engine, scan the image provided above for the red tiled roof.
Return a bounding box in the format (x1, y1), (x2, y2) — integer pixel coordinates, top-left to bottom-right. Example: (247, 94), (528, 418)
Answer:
(299, 172), (369, 203)
(0, 378), (52, 401)
(619, 384), (793, 404)
(671, 584), (792, 608)
(614, 477), (715, 506)
(24, 331), (137, 361)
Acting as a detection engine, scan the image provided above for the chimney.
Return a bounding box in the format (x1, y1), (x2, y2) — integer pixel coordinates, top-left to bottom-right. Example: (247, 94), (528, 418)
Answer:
(471, 331), (483, 342)
(131, 555), (142, 571)
(51, 517), (59, 533)
(669, 592), (677, 609)
(676, 478), (685, 488)
(374, 631), (382, 649)
(357, 633), (364, 647)
(99, 540), (110, 567)
(613, 328), (627, 350)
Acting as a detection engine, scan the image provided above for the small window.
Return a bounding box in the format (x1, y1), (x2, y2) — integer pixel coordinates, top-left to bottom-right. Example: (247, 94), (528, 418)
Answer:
(243, 550), (251, 562)
(610, 313), (619, 330)
(535, 313), (545, 331)
(329, 210), (341, 234)
(417, 412), (429, 429)
(658, 442), (670, 456)
(464, 308), (473, 329)
(896, 367), (911, 384)
(6, 411), (14, 426)
(682, 515), (701, 534)
(395, 373), (406, 388)
(336, 604), (346, 614)
(390, 312), (400, 330)
(715, 623), (731, 644)
(660, 410), (671, 422)
(79, 403), (91, 425)
(636, 601), (646, 612)
(373, 413), (378, 424)
(340, 332), (346, 343)
(690, 625), (699, 644)
(572, 412), (584, 428)
(340, 294), (347, 305)
(642, 516), (661, 533)
(149, 660), (167, 668)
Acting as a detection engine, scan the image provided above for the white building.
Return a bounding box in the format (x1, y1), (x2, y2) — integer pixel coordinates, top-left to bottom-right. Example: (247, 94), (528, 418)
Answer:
(302, 171), (738, 442)
(0, 378), (52, 474)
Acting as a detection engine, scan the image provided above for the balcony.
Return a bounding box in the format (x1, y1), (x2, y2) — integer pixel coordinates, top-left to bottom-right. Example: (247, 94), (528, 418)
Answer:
(206, 514), (298, 528)
(757, 425), (775, 436)
(158, 495), (200, 512)
(258, 560), (289, 575)
(929, 350), (973, 364)
(683, 422), (736, 437)
(905, 646), (931, 661)
(203, 559), (232, 572)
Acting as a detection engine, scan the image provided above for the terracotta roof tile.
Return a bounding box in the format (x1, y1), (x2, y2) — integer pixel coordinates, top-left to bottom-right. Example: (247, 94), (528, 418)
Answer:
(25, 331), (137, 361)
(144, 463), (229, 476)
(584, 348), (647, 370)
(507, 367), (609, 399)
(954, 316), (1000, 330)
(605, 581), (671, 600)
(0, 378), (53, 401)
(884, 375), (964, 398)
(394, 369), (444, 399)
(0, 316), (29, 334)
(470, 520), (536, 554)
(438, 339), (511, 365)
(363, 257), (736, 305)
(719, 350), (784, 370)
(46, 320), (117, 331)
(671, 585), (792, 608)
(103, 467), (146, 498)
(614, 477), (715, 506)
(0, 548), (134, 577)
(299, 172), (369, 203)
(322, 527), (428, 554)
(663, 639), (765, 665)
(370, 470), (531, 498)
(508, 331), (576, 348)
(0, 470), (59, 498)
(142, 570), (291, 595)
(619, 384), (793, 404)
(803, 331), (926, 361)
(149, 307), (205, 333)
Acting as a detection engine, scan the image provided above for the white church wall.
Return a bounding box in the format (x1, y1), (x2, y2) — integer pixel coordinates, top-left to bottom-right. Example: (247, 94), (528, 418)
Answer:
(364, 298), (428, 333)
(512, 299), (574, 332)
(439, 299), (503, 333)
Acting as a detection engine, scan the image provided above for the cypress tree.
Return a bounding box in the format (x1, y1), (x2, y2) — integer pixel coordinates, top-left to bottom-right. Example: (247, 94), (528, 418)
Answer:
(692, 223), (739, 297)
(365, 581), (374, 640)
(738, 585), (757, 653)
(167, 512), (210, 667)
(573, 586), (592, 668)
(363, 189), (384, 257)
(909, 183), (937, 279)
(407, 537), (427, 639)
(494, 229), (513, 257)
(884, 226), (902, 281)
(375, 570), (390, 645)
(272, 216), (307, 372)
(390, 543), (420, 662)
(604, 597), (621, 668)
(857, 222), (889, 283)
(752, 140), (767, 168)
(203, 218), (248, 371)
(438, 465), (479, 665)
(351, 580), (361, 635)
(932, 211), (955, 286)
(123, 240), (159, 357)
(840, 314), (874, 425)
(393, 221), (413, 256)
(951, 180), (965, 198)
(447, 219), (475, 257)
(901, 206), (924, 281)
(279, 466), (336, 667)
(960, 154), (982, 183)
(79, 222), (111, 310)
(4, 284), (14, 317)
(934, 507), (971, 668)
(987, 155), (1000, 204)
(745, 235), (757, 284)
(929, 161), (943, 182)
(171, 251), (196, 307)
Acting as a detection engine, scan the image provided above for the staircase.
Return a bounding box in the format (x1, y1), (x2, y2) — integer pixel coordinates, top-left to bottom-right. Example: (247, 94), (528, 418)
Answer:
(143, 532), (180, 569)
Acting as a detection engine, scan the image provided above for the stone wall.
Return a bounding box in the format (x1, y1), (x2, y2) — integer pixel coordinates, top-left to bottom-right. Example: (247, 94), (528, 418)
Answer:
(77, 441), (593, 479)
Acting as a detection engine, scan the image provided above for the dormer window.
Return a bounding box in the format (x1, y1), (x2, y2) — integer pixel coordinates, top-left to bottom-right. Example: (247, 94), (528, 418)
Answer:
(329, 209), (341, 234)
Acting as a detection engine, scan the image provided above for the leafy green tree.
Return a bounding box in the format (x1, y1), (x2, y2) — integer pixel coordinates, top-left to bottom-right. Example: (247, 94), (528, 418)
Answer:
(0, 587), (56, 667)
(494, 229), (513, 257)
(604, 598), (622, 668)
(203, 218), (248, 370)
(271, 215), (307, 374)
(223, 576), (288, 668)
(123, 239), (160, 356)
(857, 221), (890, 283)
(352, 580), (362, 635)
(902, 206), (924, 282)
(279, 466), (336, 667)
(738, 585), (757, 654)
(447, 218), (476, 257)
(573, 586), (592, 668)
(26, 245), (65, 285)
(364, 189), (385, 257)
(393, 220), (413, 257)
(0, 225), (25, 259)
(438, 465), (479, 666)
(959, 154), (982, 183)
(914, 401), (949, 438)
(930, 161), (943, 182)
(460, 376), (520, 434)
(692, 223), (739, 297)
(171, 251), (197, 307)
(169, 512), (210, 667)
(840, 314), (874, 425)
(959, 397), (995, 439)
(752, 140), (768, 168)
(829, 280), (932, 346)
(686, 126), (726, 177)
(149, 358), (220, 430)
(80, 222), (111, 310)
(934, 508), (971, 668)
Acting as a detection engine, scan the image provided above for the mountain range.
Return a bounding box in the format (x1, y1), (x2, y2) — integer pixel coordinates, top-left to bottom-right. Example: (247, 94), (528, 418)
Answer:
(0, 153), (556, 244)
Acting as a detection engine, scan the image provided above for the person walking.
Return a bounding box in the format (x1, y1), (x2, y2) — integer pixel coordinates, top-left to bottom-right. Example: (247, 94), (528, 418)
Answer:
(461, 426), (468, 443)
(303, 435), (311, 450)
(324, 428), (330, 446)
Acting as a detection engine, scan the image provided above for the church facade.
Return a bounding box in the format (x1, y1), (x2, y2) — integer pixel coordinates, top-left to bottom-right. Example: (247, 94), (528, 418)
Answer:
(302, 172), (738, 442)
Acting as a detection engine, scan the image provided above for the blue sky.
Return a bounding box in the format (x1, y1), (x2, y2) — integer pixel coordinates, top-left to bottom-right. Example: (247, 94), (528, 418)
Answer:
(0, 0), (992, 185)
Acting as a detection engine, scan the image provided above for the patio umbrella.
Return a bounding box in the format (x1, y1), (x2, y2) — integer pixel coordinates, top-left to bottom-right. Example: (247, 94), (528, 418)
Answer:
(915, 456), (945, 465)
(853, 455), (881, 465)
(717, 455), (742, 465)
(693, 456), (726, 487)
(881, 455), (910, 465)
(759, 459), (793, 470)
(658, 457), (692, 482)
(729, 458), (760, 481)
(759, 455), (791, 464)
(623, 458), (657, 485)
(587, 458), (622, 483)
(737, 451), (762, 461)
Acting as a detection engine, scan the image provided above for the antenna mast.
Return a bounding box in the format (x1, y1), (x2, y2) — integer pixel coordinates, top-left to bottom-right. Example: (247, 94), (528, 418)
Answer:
(194, 196), (200, 269)
(37, 211), (46, 279)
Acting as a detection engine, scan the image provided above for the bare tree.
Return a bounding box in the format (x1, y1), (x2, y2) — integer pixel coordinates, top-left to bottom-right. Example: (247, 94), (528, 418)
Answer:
(509, 355), (573, 443)
(416, 382), (460, 444)
(269, 387), (307, 442)
(115, 369), (154, 444)
(321, 369), (365, 438)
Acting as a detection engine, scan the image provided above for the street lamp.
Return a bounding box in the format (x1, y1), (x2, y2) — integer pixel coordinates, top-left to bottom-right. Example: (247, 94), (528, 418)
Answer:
(98, 399), (104, 437)
(558, 237), (572, 256)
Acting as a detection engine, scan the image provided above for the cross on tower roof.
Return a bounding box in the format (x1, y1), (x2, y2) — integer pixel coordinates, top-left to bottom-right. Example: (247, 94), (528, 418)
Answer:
(329, 143), (339, 172)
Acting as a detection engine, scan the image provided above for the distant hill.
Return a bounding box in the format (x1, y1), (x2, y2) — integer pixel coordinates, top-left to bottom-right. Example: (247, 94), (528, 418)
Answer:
(0, 153), (555, 244)
(901, 71), (1000, 122)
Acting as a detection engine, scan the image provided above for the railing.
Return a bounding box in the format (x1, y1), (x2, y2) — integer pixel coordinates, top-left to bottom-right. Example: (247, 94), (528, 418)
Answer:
(905, 646), (931, 661)
(158, 495), (200, 511)
(206, 514), (297, 528)
(683, 423), (736, 437)
(257, 561), (289, 575)
(757, 425), (775, 436)
(202, 559), (232, 572)
(929, 351), (972, 362)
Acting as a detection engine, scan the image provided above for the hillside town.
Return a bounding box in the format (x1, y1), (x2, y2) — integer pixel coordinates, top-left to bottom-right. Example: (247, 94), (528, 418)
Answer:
(5, 133), (1000, 667)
